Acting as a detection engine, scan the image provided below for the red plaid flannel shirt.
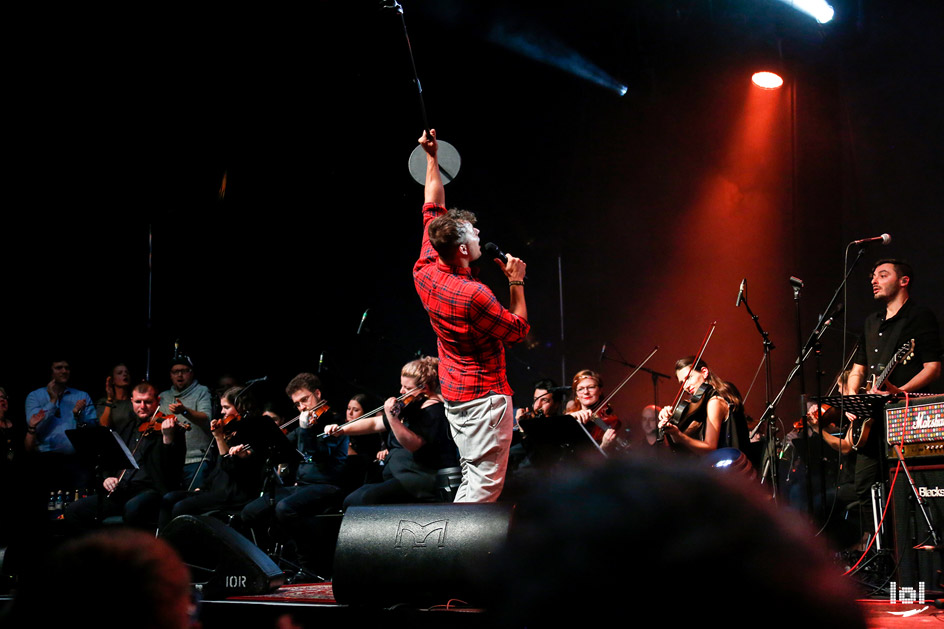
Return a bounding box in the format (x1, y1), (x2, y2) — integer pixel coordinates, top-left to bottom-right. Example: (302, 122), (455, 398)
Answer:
(413, 203), (530, 402)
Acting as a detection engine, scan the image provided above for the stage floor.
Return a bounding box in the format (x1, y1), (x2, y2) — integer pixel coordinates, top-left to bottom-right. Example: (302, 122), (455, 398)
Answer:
(194, 585), (944, 628)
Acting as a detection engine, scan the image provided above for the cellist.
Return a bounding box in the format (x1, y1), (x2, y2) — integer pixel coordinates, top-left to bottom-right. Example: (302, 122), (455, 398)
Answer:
(657, 356), (748, 454)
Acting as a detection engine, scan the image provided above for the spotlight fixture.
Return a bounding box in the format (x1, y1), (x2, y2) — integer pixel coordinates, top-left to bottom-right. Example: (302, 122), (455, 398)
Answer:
(776, 0), (835, 24)
(752, 71), (784, 89)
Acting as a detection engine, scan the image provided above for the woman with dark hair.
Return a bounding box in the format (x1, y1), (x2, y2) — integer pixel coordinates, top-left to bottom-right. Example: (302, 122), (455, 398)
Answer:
(326, 357), (459, 505)
(160, 386), (267, 528)
(657, 356), (749, 453)
(340, 393), (383, 490)
(97, 363), (135, 434)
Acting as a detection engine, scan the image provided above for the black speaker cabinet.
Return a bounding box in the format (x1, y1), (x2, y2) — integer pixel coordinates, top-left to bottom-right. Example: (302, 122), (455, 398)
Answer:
(159, 515), (284, 599)
(891, 463), (944, 591)
(332, 503), (514, 607)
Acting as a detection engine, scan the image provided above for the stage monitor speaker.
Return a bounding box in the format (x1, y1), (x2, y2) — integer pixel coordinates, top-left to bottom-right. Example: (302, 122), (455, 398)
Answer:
(159, 515), (284, 599)
(332, 503), (514, 607)
(891, 463), (944, 591)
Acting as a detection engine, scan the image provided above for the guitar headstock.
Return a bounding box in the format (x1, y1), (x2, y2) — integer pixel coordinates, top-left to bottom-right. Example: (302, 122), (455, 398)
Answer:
(897, 339), (916, 365)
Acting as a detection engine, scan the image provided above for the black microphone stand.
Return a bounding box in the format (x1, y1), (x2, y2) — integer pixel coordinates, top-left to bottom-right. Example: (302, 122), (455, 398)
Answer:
(739, 289), (778, 500)
(751, 245), (872, 505)
(789, 276), (820, 519)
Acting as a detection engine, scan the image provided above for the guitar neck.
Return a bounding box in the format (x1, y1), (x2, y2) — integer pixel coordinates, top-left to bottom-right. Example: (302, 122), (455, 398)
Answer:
(871, 340), (915, 390)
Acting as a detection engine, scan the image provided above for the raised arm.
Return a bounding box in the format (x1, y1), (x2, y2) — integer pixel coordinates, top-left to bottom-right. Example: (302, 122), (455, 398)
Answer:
(420, 129), (444, 206)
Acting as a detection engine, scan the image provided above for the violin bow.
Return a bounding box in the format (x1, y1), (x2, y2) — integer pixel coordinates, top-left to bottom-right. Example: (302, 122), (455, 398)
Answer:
(594, 345), (660, 413)
(316, 387), (422, 439)
(110, 406), (163, 495)
(657, 321), (716, 442)
(577, 346), (661, 457)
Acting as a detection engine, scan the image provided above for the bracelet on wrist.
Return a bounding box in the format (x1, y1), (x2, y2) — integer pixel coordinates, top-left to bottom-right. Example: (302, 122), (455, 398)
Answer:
(509, 280), (524, 286)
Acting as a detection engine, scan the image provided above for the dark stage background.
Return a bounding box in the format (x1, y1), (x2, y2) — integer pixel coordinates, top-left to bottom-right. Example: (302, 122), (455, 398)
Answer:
(3, 1), (942, 425)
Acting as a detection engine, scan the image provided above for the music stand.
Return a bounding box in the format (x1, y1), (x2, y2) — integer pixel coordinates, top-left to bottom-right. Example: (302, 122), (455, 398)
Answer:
(809, 393), (891, 421)
(242, 417), (305, 514)
(518, 415), (601, 466)
(66, 426), (138, 523)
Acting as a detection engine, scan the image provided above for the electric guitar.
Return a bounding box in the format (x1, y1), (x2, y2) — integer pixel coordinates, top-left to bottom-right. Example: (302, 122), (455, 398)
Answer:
(850, 338), (915, 447)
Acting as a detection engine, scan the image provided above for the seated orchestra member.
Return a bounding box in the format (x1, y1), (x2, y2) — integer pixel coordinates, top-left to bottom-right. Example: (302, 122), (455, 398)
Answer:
(515, 378), (562, 420)
(636, 404), (661, 448)
(240, 373), (347, 558)
(800, 371), (860, 528)
(159, 386), (268, 529)
(65, 383), (186, 531)
(565, 370), (624, 453)
(657, 356), (749, 454)
(339, 393), (384, 490)
(508, 378), (566, 475)
(804, 370), (858, 454)
(327, 357), (459, 506)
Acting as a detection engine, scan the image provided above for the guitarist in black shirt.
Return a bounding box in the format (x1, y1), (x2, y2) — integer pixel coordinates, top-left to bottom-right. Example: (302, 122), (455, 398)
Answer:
(838, 259), (941, 509)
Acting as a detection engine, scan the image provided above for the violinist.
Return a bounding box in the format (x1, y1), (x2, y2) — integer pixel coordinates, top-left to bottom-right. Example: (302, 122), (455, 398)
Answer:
(509, 379), (564, 474)
(159, 385), (268, 529)
(565, 370), (622, 453)
(326, 357), (459, 506)
(804, 370), (859, 454)
(65, 382), (186, 531)
(240, 373), (348, 578)
(516, 379), (562, 421)
(657, 357), (748, 454)
(803, 370), (859, 511)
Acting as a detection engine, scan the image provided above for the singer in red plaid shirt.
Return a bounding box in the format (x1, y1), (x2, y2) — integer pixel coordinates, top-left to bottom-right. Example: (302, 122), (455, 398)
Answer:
(413, 129), (529, 502)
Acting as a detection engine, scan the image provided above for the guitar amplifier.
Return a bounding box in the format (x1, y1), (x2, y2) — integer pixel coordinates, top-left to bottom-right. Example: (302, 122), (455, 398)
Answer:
(890, 463), (944, 590)
(886, 394), (944, 459)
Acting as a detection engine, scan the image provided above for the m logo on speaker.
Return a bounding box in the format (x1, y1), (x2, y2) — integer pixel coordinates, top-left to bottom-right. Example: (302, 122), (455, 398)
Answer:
(395, 519), (448, 548)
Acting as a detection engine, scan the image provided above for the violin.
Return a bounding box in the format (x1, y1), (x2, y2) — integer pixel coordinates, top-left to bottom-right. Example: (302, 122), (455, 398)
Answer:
(391, 391), (427, 416)
(318, 387), (423, 439)
(657, 322), (716, 443)
(666, 382), (714, 435)
(137, 411), (192, 436)
(517, 407), (545, 422)
(279, 400), (330, 434)
(586, 404), (621, 443)
(210, 411), (244, 443)
(794, 402), (838, 432)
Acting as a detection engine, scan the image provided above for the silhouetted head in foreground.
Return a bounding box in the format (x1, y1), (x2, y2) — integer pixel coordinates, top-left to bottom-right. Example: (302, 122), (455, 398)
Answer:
(6, 528), (192, 629)
(491, 458), (864, 627)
